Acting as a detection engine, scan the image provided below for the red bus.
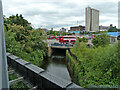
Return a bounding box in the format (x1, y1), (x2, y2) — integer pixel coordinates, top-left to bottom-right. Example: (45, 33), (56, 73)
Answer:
(47, 35), (56, 39)
(58, 35), (76, 44)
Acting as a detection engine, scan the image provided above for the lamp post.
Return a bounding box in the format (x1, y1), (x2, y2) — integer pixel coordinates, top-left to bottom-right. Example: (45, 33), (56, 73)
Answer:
(90, 31), (92, 40)
(0, 0), (9, 89)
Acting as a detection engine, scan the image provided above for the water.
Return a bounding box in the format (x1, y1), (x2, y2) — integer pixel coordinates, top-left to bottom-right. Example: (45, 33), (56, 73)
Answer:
(41, 53), (71, 81)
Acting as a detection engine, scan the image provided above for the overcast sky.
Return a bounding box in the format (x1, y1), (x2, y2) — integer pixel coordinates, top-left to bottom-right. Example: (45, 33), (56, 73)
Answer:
(2, 0), (119, 30)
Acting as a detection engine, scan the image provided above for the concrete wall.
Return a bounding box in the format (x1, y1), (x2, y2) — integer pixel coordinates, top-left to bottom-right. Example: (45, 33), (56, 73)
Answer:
(48, 46), (52, 57)
(6, 53), (85, 89)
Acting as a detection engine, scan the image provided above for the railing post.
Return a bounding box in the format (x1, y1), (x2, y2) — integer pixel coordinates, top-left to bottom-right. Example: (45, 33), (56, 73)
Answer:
(0, 0), (9, 89)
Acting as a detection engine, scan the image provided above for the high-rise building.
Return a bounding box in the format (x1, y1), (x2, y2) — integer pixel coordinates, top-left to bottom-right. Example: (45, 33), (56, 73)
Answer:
(118, 1), (120, 29)
(85, 7), (99, 32)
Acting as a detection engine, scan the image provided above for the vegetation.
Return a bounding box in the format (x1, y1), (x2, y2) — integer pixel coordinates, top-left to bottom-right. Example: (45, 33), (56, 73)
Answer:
(92, 32), (110, 48)
(76, 37), (87, 43)
(9, 74), (17, 81)
(47, 30), (59, 36)
(47, 30), (68, 36)
(4, 14), (32, 30)
(108, 26), (119, 32)
(67, 34), (119, 88)
(61, 31), (68, 36)
(10, 82), (28, 88)
(9, 74), (28, 88)
(4, 14), (48, 66)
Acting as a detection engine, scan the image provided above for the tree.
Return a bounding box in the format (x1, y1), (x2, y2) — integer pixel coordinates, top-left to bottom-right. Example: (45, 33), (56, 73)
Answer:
(61, 31), (67, 36)
(5, 14), (32, 30)
(108, 26), (118, 32)
(4, 14), (48, 66)
(7, 24), (30, 42)
(47, 30), (55, 35)
(77, 37), (82, 42)
(5, 28), (21, 55)
(74, 38), (80, 51)
(25, 28), (48, 54)
(54, 31), (60, 36)
(92, 32), (110, 47)
(82, 37), (87, 42)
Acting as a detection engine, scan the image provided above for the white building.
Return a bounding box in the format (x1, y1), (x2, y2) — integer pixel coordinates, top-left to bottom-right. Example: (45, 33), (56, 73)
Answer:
(85, 7), (99, 32)
(99, 25), (110, 31)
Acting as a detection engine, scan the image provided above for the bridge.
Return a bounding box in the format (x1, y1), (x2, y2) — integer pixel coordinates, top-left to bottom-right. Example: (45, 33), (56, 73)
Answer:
(51, 45), (72, 49)
(46, 40), (73, 57)
(46, 39), (94, 57)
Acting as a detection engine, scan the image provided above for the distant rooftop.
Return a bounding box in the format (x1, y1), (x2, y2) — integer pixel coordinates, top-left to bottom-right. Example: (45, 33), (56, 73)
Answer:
(97, 32), (120, 37)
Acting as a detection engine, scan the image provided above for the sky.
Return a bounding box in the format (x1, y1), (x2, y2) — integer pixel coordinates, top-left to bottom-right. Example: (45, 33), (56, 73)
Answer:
(2, 0), (119, 31)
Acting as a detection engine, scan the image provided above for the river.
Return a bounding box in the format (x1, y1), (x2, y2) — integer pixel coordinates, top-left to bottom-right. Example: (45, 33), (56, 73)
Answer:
(40, 51), (71, 81)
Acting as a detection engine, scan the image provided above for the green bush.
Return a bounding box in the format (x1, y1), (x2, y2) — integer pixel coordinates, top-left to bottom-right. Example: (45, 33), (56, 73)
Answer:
(69, 42), (119, 88)
(82, 37), (87, 42)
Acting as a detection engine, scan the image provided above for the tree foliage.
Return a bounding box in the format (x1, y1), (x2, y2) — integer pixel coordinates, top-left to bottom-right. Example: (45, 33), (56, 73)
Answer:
(47, 30), (60, 36)
(61, 31), (68, 36)
(47, 30), (68, 36)
(4, 14), (48, 66)
(92, 33), (110, 47)
(76, 37), (87, 43)
(4, 14), (32, 30)
(108, 26), (118, 32)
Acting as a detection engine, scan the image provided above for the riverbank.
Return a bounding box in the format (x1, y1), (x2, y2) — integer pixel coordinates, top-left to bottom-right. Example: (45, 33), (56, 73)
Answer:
(66, 42), (119, 88)
(66, 50), (83, 86)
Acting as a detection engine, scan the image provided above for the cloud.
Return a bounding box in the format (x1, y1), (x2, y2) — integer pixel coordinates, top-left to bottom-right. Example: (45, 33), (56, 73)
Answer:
(2, 0), (119, 30)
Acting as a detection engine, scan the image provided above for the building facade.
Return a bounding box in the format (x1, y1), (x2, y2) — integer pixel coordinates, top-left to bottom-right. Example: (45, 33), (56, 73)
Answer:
(118, 1), (120, 29)
(99, 25), (110, 31)
(70, 25), (85, 31)
(41, 28), (47, 34)
(85, 7), (99, 32)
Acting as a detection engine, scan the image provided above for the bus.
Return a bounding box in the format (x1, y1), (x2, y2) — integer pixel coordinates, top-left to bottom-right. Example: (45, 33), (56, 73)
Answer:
(47, 35), (56, 39)
(58, 35), (76, 44)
